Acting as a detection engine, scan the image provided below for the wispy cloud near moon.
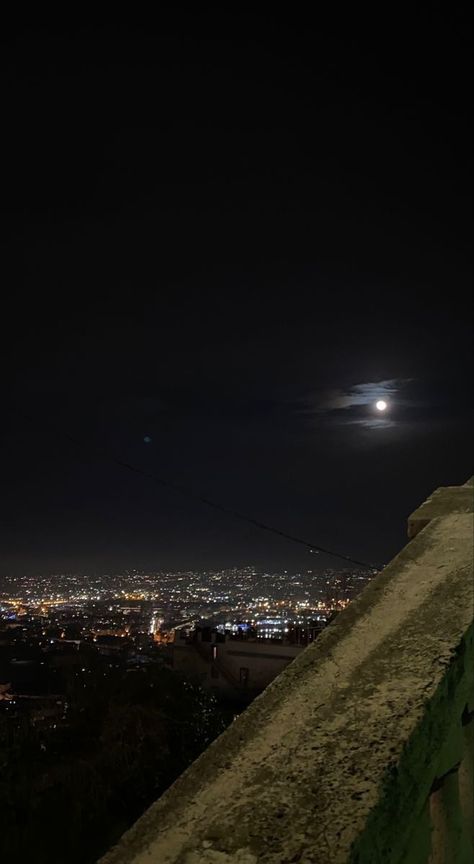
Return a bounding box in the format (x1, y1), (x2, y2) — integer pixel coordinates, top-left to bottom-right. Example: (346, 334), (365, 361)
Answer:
(299, 378), (415, 428)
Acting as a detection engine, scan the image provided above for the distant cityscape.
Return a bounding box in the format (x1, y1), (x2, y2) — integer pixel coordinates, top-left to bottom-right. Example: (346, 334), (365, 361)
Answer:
(0, 565), (376, 642)
(0, 564), (377, 729)
(0, 565), (376, 709)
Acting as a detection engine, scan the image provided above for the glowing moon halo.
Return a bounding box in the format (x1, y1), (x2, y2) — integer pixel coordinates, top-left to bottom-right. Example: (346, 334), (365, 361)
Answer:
(375, 400), (388, 412)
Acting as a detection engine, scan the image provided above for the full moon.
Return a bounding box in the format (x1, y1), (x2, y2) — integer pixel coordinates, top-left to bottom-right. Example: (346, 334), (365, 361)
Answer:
(375, 400), (387, 412)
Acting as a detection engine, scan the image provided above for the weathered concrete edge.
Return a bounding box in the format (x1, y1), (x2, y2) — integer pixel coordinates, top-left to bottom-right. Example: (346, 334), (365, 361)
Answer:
(100, 512), (474, 864)
(350, 620), (474, 863)
(408, 483), (473, 539)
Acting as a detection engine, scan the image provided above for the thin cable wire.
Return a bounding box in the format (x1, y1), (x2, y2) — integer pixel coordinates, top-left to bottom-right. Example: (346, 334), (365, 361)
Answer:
(7, 405), (378, 570)
(59, 430), (379, 571)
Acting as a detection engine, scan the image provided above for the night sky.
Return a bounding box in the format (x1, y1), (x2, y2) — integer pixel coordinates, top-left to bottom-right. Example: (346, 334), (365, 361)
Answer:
(1, 11), (472, 576)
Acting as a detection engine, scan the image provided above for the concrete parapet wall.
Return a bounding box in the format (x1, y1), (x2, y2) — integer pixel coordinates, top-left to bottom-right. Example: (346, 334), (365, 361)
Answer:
(100, 481), (474, 864)
(407, 480), (473, 539)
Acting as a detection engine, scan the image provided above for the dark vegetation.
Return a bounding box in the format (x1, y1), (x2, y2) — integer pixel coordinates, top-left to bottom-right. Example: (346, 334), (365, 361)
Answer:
(0, 657), (226, 864)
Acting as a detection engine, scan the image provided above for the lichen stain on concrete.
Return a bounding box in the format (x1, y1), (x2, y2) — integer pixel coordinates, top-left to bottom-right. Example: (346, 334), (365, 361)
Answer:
(184, 848), (258, 864)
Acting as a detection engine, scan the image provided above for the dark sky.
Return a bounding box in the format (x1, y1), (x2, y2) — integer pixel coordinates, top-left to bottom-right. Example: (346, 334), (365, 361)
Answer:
(1, 9), (472, 576)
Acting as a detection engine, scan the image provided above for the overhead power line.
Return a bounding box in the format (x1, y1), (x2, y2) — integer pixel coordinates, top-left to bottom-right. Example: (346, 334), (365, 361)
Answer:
(60, 430), (379, 571)
(8, 406), (379, 571)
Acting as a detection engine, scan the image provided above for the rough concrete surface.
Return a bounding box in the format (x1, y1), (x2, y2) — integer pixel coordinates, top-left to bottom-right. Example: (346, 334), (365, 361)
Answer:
(100, 507), (474, 864)
(407, 482), (473, 538)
